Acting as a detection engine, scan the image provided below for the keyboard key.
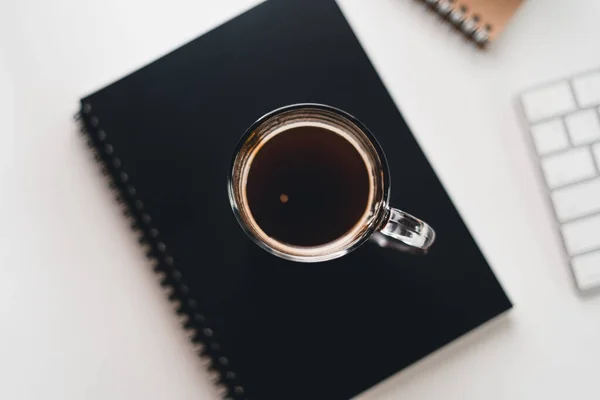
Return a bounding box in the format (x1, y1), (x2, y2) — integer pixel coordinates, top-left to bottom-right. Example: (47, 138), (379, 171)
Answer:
(572, 71), (600, 107)
(562, 214), (600, 255)
(565, 109), (600, 145)
(541, 147), (597, 188)
(530, 119), (569, 155)
(572, 250), (600, 291)
(593, 142), (600, 168)
(552, 179), (600, 221)
(522, 82), (577, 122)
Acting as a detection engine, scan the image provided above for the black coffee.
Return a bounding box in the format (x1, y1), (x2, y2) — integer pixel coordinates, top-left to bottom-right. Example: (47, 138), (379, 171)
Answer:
(246, 125), (371, 246)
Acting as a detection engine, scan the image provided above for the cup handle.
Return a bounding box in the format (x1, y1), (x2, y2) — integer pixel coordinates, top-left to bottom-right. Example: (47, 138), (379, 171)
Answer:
(375, 207), (436, 252)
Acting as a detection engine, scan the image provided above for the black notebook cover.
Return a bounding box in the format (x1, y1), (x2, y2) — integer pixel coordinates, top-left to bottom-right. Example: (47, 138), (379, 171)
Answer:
(78, 0), (511, 399)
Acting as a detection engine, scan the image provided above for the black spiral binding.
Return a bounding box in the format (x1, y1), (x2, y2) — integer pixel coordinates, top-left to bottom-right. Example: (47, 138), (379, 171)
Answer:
(76, 103), (246, 400)
(421, 0), (492, 46)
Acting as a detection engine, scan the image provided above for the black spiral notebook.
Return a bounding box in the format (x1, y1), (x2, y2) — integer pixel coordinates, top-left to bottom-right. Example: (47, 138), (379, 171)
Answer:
(77, 0), (511, 398)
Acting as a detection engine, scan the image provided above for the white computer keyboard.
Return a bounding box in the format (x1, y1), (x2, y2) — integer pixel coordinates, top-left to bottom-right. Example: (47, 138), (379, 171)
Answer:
(520, 68), (600, 293)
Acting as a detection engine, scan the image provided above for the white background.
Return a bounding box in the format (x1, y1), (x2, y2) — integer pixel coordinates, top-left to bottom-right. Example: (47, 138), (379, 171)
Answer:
(1, 0), (600, 399)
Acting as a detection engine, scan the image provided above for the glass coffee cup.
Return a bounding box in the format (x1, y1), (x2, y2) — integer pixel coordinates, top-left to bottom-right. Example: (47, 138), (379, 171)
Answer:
(228, 104), (435, 262)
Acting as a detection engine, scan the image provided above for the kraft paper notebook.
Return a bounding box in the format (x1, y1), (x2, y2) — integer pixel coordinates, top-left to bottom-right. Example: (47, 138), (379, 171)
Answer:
(77, 0), (512, 398)
(418, 0), (523, 46)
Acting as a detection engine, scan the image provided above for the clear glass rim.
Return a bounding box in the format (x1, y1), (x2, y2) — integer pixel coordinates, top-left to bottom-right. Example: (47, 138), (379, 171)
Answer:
(228, 104), (391, 262)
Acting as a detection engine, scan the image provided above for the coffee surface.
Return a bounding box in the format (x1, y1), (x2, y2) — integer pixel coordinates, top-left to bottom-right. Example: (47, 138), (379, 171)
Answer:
(246, 125), (370, 246)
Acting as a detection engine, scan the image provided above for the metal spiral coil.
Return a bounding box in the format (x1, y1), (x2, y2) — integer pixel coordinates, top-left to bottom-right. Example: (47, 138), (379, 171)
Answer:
(76, 105), (248, 400)
(421, 0), (492, 46)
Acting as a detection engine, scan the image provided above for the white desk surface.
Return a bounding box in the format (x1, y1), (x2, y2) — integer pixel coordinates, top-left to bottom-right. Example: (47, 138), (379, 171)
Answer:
(1, 0), (600, 399)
